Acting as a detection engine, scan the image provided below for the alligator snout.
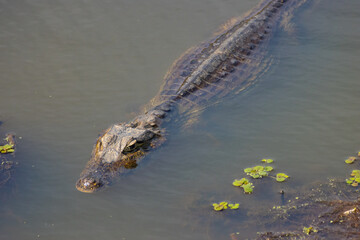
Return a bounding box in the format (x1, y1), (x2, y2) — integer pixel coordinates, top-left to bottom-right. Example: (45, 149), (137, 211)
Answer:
(76, 176), (103, 193)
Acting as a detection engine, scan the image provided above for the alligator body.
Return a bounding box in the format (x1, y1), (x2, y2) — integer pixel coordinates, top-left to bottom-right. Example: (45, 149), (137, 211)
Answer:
(76, 0), (307, 193)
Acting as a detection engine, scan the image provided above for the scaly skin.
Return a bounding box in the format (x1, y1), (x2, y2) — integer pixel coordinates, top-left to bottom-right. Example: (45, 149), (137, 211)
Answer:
(76, 0), (307, 193)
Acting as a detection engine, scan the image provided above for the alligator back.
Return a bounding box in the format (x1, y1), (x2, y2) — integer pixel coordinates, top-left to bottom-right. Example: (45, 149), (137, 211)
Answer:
(149, 0), (306, 114)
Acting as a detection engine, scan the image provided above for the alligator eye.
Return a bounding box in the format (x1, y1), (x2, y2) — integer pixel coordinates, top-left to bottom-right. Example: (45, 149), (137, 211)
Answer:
(123, 144), (136, 153)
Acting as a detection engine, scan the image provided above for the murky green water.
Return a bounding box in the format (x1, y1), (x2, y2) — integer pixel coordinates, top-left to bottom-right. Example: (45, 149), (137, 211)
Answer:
(0, 0), (359, 239)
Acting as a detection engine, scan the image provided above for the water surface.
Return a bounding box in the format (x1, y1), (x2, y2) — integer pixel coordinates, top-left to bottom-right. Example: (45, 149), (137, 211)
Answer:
(0, 0), (360, 239)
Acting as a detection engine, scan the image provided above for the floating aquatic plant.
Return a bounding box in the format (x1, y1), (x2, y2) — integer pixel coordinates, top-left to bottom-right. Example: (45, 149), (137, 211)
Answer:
(261, 159), (273, 163)
(228, 203), (239, 210)
(212, 202), (240, 211)
(276, 173), (289, 182)
(346, 169), (360, 187)
(264, 166), (273, 172)
(244, 165), (273, 179)
(232, 178), (249, 187)
(242, 183), (254, 194)
(345, 157), (357, 164)
(0, 144), (14, 154)
(232, 178), (254, 194)
(212, 202), (228, 211)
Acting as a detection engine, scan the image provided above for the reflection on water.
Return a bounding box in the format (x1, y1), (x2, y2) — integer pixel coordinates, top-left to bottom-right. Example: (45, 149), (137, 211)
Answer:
(0, 0), (360, 239)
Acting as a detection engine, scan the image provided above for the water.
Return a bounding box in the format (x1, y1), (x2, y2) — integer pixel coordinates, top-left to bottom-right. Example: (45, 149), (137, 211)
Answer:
(0, 0), (360, 239)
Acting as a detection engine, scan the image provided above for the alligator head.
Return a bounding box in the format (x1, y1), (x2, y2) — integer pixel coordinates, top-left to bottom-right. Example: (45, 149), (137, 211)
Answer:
(76, 110), (165, 193)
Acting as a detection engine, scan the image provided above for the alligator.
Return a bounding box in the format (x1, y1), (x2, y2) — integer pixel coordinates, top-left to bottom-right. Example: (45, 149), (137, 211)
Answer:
(76, 0), (308, 193)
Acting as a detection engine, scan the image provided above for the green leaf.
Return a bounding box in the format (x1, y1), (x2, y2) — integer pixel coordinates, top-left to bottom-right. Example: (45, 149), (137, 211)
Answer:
(261, 159), (273, 163)
(277, 173), (289, 178)
(345, 157), (356, 164)
(251, 174), (260, 179)
(244, 168), (252, 173)
(219, 202), (228, 207)
(213, 204), (224, 211)
(276, 177), (286, 182)
(264, 166), (273, 172)
(346, 179), (354, 184)
(253, 166), (264, 171)
(6, 149), (14, 153)
(213, 202), (228, 211)
(258, 171), (268, 177)
(232, 178), (248, 187)
(276, 173), (289, 182)
(2, 144), (13, 150)
(351, 170), (360, 177)
(242, 183), (254, 194)
(228, 203), (240, 210)
(232, 180), (242, 187)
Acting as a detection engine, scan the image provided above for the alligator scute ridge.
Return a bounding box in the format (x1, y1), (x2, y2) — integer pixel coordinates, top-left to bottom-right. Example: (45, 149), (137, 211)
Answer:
(76, 0), (307, 193)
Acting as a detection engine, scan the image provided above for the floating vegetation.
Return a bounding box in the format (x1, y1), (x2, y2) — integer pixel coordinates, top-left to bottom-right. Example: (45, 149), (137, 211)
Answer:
(345, 156), (357, 164)
(212, 201), (240, 211)
(302, 226), (318, 235)
(242, 182), (254, 194)
(232, 178), (254, 194)
(232, 178), (249, 187)
(212, 202), (228, 211)
(232, 159), (290, 195)
(345, 169), (360, 187)
(276, 173), (289, 182)
(228, 203), (239, 210)
(0, 144), (14, 154)
(261, 158), (273, 163)
(244, 165), (273, 179)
